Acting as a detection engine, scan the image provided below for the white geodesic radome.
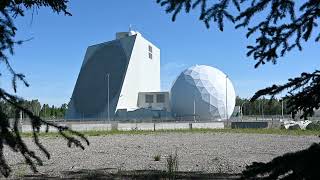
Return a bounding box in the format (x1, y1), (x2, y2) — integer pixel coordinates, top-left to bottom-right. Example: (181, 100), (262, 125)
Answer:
(170, 65), (236, 121)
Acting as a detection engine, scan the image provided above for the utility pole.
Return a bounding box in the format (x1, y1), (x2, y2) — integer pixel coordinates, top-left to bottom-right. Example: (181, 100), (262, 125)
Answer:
(281, 99), (284, 119)
(225, 75), (228, 124)
(261, 98), (264, 120)
(107, 73), (110, 124)
(193, 98), (196, 122)
(240, 101), (247, 121)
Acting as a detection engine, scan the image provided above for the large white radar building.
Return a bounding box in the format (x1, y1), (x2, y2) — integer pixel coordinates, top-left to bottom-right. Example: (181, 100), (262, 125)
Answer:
(66, 30), (237, 121)
(170, 65), (236, 120)
(66, 30), (160, 119)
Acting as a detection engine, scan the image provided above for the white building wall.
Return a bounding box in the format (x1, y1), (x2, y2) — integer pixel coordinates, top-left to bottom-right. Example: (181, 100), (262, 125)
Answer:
(116, 33), (160, 111)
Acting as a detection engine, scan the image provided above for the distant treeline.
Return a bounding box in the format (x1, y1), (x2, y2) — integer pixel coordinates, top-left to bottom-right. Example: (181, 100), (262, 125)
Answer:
(0, 97), (289, 119)
(235, 97), (289, 116)
(0, 99), (67, 119)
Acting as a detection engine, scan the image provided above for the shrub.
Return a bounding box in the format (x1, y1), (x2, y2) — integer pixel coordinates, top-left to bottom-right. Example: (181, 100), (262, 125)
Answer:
(154, 154), (161, 161)
(166, 151), (179, 179)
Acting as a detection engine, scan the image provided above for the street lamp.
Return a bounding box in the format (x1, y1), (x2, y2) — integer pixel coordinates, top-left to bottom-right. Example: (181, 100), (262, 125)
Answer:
(281, 99), (284, 119)
(261, 99), (264, 120)
(240, 101), (248, 121)
(193, 98), (196, 122)
(106, 73), (110, 124)
(261, 97), (265, 120)
(225, 75), (228, 123)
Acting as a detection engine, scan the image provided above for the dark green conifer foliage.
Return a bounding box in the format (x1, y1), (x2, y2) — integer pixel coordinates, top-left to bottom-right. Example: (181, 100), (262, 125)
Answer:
(158, 0), (320, 179)
(241, 142), (320, 180)
(157, 0), (320, 119)
(0, 0), (88, 177)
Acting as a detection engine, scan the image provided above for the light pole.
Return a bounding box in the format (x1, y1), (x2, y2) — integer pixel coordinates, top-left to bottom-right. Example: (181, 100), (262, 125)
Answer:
(225, 75), (228, 124)
(240, 101), (248, 121)
(261, 98), (264, 120)
(193, 98), (196, 122)
(107, 73), (110, 124)
(281, 99), (284, 119)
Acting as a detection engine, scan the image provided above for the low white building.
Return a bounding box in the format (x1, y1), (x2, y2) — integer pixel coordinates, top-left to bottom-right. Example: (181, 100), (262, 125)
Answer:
(137, 92), (170, 111)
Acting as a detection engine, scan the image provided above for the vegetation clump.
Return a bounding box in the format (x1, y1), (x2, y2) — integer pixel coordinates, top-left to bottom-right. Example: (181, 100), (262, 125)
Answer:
(154, 154), (161, 161)
(166, 151), (179, 179)
(306, 121), (320, 131)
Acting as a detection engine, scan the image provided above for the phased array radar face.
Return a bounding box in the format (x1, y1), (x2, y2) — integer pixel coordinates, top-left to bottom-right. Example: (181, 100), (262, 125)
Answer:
(170, 65), (236, 121)
(73, 41), (128, 116)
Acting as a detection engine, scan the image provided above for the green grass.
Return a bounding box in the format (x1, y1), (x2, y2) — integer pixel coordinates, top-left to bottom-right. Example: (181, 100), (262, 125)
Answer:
(19, 128), (320, 138)
(166, 151), (179, 179)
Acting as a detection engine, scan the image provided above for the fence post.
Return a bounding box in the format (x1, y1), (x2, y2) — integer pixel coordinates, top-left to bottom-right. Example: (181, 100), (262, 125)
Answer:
(154, 123), (156, 131)
(111, 122), (118, 131)
(189, 123), (192, 130)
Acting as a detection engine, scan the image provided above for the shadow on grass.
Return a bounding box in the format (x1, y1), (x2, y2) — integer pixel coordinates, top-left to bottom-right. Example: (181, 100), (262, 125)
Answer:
(21, 168), (240, 179)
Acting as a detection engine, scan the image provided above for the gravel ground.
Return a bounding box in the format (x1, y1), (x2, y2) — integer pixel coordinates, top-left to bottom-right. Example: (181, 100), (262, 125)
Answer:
(3, 132), (319, 178)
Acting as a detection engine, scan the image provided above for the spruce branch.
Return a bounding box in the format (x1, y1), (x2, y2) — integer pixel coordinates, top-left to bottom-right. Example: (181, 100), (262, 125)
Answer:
(157, 0), (319, 67)
(241, 143), (320, 179)
(0, 0), (89, 177)
(251, 70), (320, 119)
(157, 0), (320, 118)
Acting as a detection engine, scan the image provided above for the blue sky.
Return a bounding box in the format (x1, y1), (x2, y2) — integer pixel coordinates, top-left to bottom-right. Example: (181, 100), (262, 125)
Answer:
(1, 0), (319, 106)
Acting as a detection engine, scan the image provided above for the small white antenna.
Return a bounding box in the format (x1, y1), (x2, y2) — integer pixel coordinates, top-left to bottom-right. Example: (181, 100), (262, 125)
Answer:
(129, 24), (133, 31)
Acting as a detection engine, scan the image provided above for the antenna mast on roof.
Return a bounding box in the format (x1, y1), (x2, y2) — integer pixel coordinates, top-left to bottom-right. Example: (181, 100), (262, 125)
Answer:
(129, 24), (133, 32)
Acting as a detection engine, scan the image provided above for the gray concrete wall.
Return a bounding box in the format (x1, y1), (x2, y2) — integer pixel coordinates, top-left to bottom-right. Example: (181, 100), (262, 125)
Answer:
(231, 121), (268, 129)
(20, 122), (225, 132)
